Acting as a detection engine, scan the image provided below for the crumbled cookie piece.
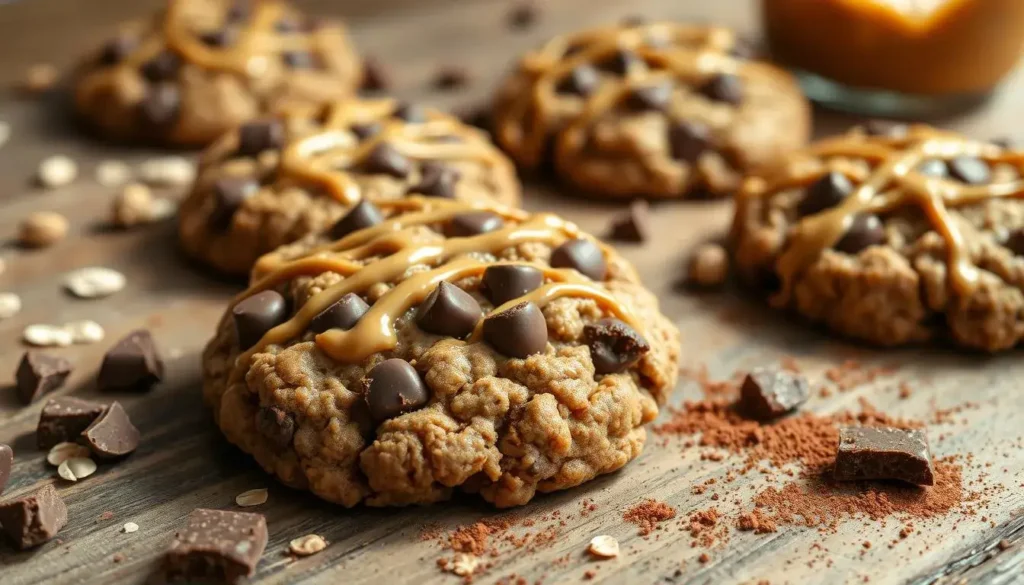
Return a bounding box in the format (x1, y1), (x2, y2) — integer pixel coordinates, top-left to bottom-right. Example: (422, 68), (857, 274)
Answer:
(19, 212), (69, 247)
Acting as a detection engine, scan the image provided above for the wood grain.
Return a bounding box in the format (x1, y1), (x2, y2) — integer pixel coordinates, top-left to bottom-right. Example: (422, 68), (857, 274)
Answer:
(1, 1), (1023, 584)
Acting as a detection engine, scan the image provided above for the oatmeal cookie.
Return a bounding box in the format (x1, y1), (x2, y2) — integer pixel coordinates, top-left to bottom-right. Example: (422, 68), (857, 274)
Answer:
(202, 197), (680, 507)
(179, 98), (522, 276)
(492, 21), (810, 199)
(732, 123), (1024, 351)
(73, 0), (362, 146)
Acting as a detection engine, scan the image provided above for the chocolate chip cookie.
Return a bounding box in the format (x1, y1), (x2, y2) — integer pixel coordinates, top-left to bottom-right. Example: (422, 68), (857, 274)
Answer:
(492, 21), (810, 199)
(202, 197), (680, 507)
(178, 99), (522, 276)
(732, 124), (1024, 351)
(73, 0), (362, 146)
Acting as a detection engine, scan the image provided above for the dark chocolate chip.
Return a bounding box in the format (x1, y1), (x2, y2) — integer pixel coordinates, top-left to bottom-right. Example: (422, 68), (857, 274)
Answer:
(608, 200), (650, 243)
(98, 330), (164, 392)
(200, 28), (236, 47)
(141, 51), (181, 82)
(583, 318), (649, 374)
(37, 397), (106, 449)
(507, 1), (538, 30)
(699, 73), (743, 105)
(668, 120), (712, 162)
(0, 444), (11, 496)
(99, 36), (137, 66)
(1005, 228), (1024, 256)
(947, 156), (991, 185)
(393, 102), (426, 124)
(364, 359), (430, 422)
(350, 122), (382, 141)
(628, 82), (672, 112)
(330, 200), (385, 239)
(797, 171), (853, 217)
(309, 292), (370, 333)
(81, 401), (140, 459)
(361, 57), (391, 91)
(15, 351), (72, 405)
(165, 509), (268, 583)
(916, 158), (948, 178)
(434, 65), (471, 90)
(557, 65), (601, 97)
(138, 84), (181, 129)
(863, 119), (908, 138)
(408, 163), (459, 198)
(416, 282), (482, 338)
(551, 239), (607, 280)
(445, 211), (505, 238)
(209, 177), (259, 231)
(834, 427), (934, 486)
(599, 49), (639, 75)
(834, 214), (885, 254)
(237, 119), (285, 157)
(739, 366), (809, 420)
(0, 485), (67, 550)
(282, 51), (317, 69)
(483, 301), (548, 358)
(255, 406), (294, 448)
(482, 265), (544, 306)
(363, 143), (412, 179)
(232, 291), (288, 350)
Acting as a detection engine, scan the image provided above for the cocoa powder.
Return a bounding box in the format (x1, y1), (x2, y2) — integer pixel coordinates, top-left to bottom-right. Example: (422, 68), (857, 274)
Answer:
(623, 499), (677, 536)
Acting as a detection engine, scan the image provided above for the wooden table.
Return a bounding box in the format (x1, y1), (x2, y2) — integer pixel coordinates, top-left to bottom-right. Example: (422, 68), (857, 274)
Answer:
(1, 1), (1022, 584)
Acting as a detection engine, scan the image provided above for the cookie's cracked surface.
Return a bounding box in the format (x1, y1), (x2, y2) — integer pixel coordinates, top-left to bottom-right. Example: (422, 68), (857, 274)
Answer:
(732, 124), (1024, 351)
(73, 0), (362, 146)
(493, 21), (810, 199)
(179, 98), (521, 275)
(202, 197), (680, 507)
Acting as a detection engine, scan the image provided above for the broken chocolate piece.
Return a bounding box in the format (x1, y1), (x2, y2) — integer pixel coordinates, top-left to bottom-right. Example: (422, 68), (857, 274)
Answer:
(97, 330), (164, 392)
(81, 402), (140, 459)
(15, 351), (72, 405)
(607, 200), (650, 243)
(834, 427), (935, 486)
(37, 397), (106, 449)
(0, 484), (68, 550)
(164, 508), (268, 583)
(739, 366), (809, 420)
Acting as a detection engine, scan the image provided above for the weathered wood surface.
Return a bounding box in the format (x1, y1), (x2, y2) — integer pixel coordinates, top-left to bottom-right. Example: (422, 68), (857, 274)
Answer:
(1, 1), (1023, 584)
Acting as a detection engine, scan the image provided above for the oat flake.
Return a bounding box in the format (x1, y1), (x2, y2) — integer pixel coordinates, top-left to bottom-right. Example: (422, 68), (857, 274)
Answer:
(137, 156), (195, 187)
(123, 522), (139, 534)
(24, 324), (73, 347)
(47, 442), (90, 466)
(64, 266), (126, 298)
(58, 457), (97, 481)
(65, 320), (105, 344)
(289, 534), (327, 557)
(587, 534), (620, 559)
(235, 488), (268, 507)
(451, 553), (480, 577)
(37, 155), (78, 188)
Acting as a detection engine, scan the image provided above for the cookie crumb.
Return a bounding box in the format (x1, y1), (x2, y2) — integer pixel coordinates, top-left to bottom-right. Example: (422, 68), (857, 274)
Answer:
(235, 488), (268, 507)
(95, 160), (132, 187)
(98, 511), (115, 522)
(37, 155), (78, 189)
(22, 63), (59, 95)
(688, 243), (729, 287)
(434, 65), (471, 90)
(587, 535), (619, 558)
(19, 211), (69, 247)
(288, 534), (327, 556)
(998, 539), (1012, 550)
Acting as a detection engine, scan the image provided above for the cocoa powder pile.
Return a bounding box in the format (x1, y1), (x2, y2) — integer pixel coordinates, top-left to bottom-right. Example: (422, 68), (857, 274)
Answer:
(623, 499), (677, 536)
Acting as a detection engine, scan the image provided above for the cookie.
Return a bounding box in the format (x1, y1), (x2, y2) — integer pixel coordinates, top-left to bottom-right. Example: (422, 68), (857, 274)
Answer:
(732, 124), (1024, 351)
(492, 21), (810, 199)
(201, 197), (680, 507)
(178, 99), (522, 276)
(72, 0), (362, 146)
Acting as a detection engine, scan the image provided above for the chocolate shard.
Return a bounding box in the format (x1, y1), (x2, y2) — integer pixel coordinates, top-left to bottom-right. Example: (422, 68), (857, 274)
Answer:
(164, 508), (268, 584)
(15, 351), (73, 405)
(37, 397), (107, 449)
(82, 401), (140, 459)
(98, 330), (164, 392)
(0, 484), (68, 550)
(833, 427), (935, 486)
(608, 200), (650, 243)
(739, 366), (809, 420)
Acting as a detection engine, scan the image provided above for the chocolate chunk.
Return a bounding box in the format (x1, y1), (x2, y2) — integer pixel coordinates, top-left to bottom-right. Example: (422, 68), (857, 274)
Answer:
(668, 120), (711, 163)
(446, 211), (505, 238)
(416, 282), (483, 338)
(361, 57), (391, 92)
(138, 84), (181, 129)
(1005, 228), (1024, 256)
(237, 119), (284, 157)
(0, 484), (67, 550)
(699, 74), (743, 105)
(15, 351), (72, 405)
(141, 51), (181, 82)
(599, 49), (639, 75)
(255, 406), (294, 448)
(329, 200), (385, 239)
(200, 28), (236, 47)
(409, 163), (459, 198)
(482, 265), (544, 306)
(37, 397), (106, 449)
(209, 177), (259, 231)
(551, 239), (607, 281)
(282, 51), (318, 69)
(393, 102), (426, 124)
(797, 171), (853, 217)
(0, 444), (11, 496)
(608, 200), (650, 243)
(364, 359), (430, 422)
(99, 36), (137, 66)
(434, 65), (471, 90)
(947, 156), (991, 185)
(739, 366), (809, 420)
(916, 158), (948, 178)
(834, 427), (935, 486)
(309, 292), (370, 333)
(863, 119), (908, 138)
(165, 509), (268, 584)
(82, 401), (139, 459)
(350, 122), (382, 141)
(363, 143), (412, 179)
(834, 214), (885, 254)
(628, 82), (672, 112)
(98, 330), (164, 392)
(483, 301), (548, 358)
(233, 291), (288, 350)
(557, 65), (600, 97)
(583, 318), (649, 374)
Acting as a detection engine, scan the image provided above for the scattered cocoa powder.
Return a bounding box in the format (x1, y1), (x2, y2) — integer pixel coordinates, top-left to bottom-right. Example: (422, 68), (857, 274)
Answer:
(623, 499), (677, 536)
(737, 509), (777, 534)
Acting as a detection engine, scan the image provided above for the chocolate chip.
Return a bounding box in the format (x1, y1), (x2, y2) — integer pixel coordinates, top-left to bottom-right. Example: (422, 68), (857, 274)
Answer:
(255, 406), (294, 448)
(668, 120), (711, 162)
(409, 163), (459, 198)
(863, 119), (908, 138)
(557, 65), (601, 97)
(237, 119), (284, 157)
(81, 401), (140, 459)
(98, 330), (165, 392)
(393, 102), (426, 124)
(309, 292), (370, 333)
(37, 397), (106, 449)
(141, 51), (181, 82)
(0, 444), (11, 496)
(739, 366), (809, 420)
(483, 301), (548, 358)
(0, 484), (67, 550)
(947, 156), (991, 185)
(434, 65), (471, 90)
(551, 239), (607, 280)
(282, 51), (318, 69)
(482, 265), (544, 306)
(363, 143), (412, 179)
(699, 74), (743, 105)
(797, 171), (853, 217)
(138, 84), (181, 129)
(599, 49), (639, 75)
(364, 359), (430, 422)
(507, 1), (538, 30)
(330, 200), (385, 239)
(834, 427), (934, 486)
(416, 282), (482, 338)
(15, 351), (72, 405)
(233, 291), (288, 350)
(350, 122), (382, 140)
(165, 509), (268, 583)
(916, 158), (948, 178)
(446, 211), (505, 238)
(99, 36), (137, 66)
(200, 28), (235, 47)
(583, 318), (649, 374)
(608, 200), (650, 243)
(627, 82), (672, 112)
(361, 57), (391, 92)
(1005, 228), (1024, 256)
(209, 177), (259, 231)
(834, 214), (885, 254)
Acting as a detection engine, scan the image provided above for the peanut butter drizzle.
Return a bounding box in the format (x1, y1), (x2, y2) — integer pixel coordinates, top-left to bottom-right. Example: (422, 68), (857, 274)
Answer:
(232, 198), (643, 367)
(744, 126), (1024, 304)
